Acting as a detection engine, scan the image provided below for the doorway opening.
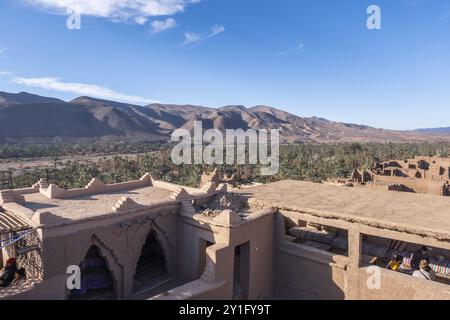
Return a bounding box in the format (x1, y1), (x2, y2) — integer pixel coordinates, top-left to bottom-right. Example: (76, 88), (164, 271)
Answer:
(233, 242), (250, 300)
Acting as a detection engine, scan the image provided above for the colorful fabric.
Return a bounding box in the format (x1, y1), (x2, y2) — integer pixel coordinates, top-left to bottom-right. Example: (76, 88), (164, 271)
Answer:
(387, 261), (401, 271)
(429, 257), (450, 276)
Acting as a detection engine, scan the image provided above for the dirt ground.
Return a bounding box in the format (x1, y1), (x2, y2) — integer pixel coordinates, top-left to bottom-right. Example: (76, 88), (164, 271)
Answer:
(0, 153), (146, 175)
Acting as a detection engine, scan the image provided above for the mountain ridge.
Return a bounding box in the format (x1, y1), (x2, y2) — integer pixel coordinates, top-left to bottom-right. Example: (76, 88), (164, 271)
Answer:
(0, 91), (448, 143)
(414, 127), (450, 135)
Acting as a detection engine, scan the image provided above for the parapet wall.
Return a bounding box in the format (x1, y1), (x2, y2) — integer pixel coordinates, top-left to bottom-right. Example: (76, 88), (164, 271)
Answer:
(152, 180), (206, 195)
(356, 267), (450, 300)
(274, 234), (450, 300)
(39, 173), (153, 200)
(373, 175), (447, 195)
(274, 240), (348, 300)
(262, 199), (450, 300)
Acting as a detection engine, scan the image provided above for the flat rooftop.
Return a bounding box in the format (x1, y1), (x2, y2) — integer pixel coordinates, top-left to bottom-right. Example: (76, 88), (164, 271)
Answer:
(22, 186), (173, 221)
(239, 180), (450, 234)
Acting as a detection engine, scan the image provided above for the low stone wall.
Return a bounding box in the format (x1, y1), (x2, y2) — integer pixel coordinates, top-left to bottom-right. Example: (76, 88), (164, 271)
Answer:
(274, 241), (450, 300)
(373, 175), (446, 195)
(356, 267), (450, 300)
(39, 174), (153, 200)
(150, 279), (228, 300)
(12, 187), (39, 195)
(274, 241), (348, 300)
(152, 180), (203, 195)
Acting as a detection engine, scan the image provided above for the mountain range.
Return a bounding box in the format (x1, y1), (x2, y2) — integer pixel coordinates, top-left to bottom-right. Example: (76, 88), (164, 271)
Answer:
(414, 127), (450, 135)
(0, 91), (448, 144)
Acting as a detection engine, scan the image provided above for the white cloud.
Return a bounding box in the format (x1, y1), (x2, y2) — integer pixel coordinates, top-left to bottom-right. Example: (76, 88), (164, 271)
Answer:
(0, 71), (12, 76)
(182, 24), (225, 46)
(23, 0), (200, 23)
(135, 16), (148, 25)
(276, 43), (305, 58)
(206, 24), (225, 39)
(182, 32), (202, 45)
(150, 17), (176, 34)
(12, 77), (159, 104)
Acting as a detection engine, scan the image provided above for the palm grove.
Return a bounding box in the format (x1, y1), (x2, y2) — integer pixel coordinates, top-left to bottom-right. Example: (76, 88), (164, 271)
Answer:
(1, 142), (450, 190)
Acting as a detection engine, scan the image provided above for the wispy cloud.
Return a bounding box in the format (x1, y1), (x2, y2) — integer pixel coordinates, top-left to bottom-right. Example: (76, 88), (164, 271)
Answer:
(276, 43), (305, 58)
(22, 0), (200, 24)
(12, 77), (159, 104)
(181, 24), (225, 46)
(182, 32), (202, 45)
(0, 48), (6, 55)
(150, 18), (177, 34)
(0, 71), (12, 76)
(206, 24), (225, 39)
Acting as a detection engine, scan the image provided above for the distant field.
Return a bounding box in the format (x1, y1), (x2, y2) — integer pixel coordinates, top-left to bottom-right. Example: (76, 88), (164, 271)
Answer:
(0, 152), (148, 175)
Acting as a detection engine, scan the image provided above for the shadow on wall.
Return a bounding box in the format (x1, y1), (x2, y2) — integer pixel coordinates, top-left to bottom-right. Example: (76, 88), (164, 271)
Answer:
(274, 244), (346, 300)
(273, 215), (346, 300)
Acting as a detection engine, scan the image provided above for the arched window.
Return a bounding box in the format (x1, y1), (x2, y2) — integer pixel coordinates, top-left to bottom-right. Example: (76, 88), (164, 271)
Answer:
(69, 245), (114, 300)
(133, 230), (168, 294)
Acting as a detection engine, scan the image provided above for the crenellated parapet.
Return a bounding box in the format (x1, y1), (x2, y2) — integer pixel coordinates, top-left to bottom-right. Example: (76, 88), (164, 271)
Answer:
(112, 197), (141, 213)
(39, 184), (66, 199)
(200, 182), (217, 194)
(37, 173), (154, 200)
(170, 188), (191, 201)
(32, 178), (48, 189)
(0, 189), (26, 205)
(139, 173), (153, 185)
(85, 177), (105, 190)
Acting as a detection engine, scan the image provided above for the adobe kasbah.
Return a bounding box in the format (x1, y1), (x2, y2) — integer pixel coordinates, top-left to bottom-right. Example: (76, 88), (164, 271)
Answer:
(351, 156), (450, 196)
(1, 167), (449, 300)
(3, 0), (450, 306)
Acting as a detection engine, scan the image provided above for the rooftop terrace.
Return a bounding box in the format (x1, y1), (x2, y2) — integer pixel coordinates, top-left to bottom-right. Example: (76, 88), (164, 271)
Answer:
(22, 186), (173, 221)
(239, 180), (450, 237)
(0, 174), (220, 230)
(2, 175), (450, 239)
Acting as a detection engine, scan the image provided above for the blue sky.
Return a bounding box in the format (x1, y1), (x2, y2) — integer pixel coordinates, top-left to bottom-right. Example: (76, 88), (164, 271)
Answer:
(1, 0), (450, 130)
